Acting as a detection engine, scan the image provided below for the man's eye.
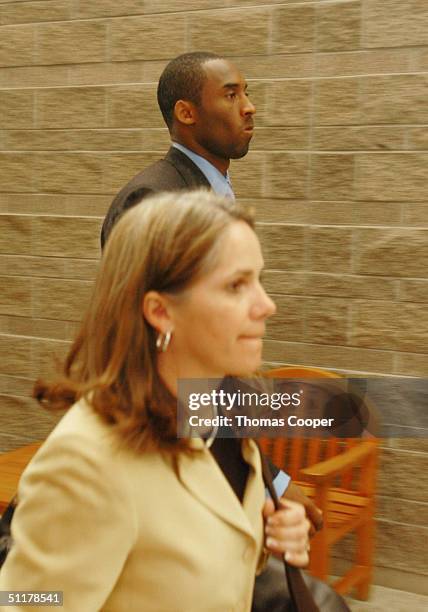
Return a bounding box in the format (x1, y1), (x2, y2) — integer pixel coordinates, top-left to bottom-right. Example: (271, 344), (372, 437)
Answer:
(227, 92), (237, 99)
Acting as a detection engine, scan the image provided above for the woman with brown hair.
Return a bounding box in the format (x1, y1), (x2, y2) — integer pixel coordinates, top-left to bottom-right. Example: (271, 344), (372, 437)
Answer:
(0, 191), (310, 611)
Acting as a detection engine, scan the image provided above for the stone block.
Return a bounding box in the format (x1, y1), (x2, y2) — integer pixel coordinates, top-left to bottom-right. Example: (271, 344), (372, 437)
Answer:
(0, 314), (78, 341)
(189, 8), (269, 56)
(378, 448), (428, 504)
(252, 127), (309, 151)
(111, 15), (186, 61)
(263, 339), (394, 373)
(272, 5), (315, 54)
(316, 0), (361, 52)
(403, 202), (428, 226)
(256, 224), (306, 270)
(262, 271), (396, 301)
(266, 296), (305, 342)
(141, 129), (170, 150)
(312, 273), (397, 300)
(64, 194), (111, 217)
(0, 153), (34, 192)
(235, 53), (314, 80)
(314, 78), (360, 126)
(395, 353), (428, 377)
(37, 21), (107, 65)
(308, 200), (402, 227)
(406, 126), (428, 150)
(311, 154), (355, 201)
(32, 278), (93, 321)
(264, 153), (309, 199)
(36, 87), (107, 129)
(0, 394), (59, 440)
(362, 75), (428, 124)
(1, 129), (143, 152)
(356, 153), (428, 202)
(313, 126), (406, 151)
(230, 153), (264, 199)
(0, 0), (71, 25)
(355, 228), (428, 278)
(69, 61), (145, 87)
(107, 85), (163, 128)
(73, 0), (145, 19)
(0, 25), (35, 67)
(265, 80), (312, 127)
(247, 199), (310, 224)
(308, 227), (353, 274)
(399, 280), (428, 302)
(0, 334), (32, 377)
(0, 276), (31, 317)
(63, 258), (98, 282)
(376, 520), (428, 574)
(34, 152), (104, 193)
(363, 0), (428, 48)
(0, 90), (34, 129)
(0, 193), (68, 215)
(315, 47), (411, 78)
(0, 64), (69, 88)
(0, 377), (28, 398)
(32, 216), (101, 259)
(262, 271), (308, 297)
(143, 0), (228, 12)
(32, 337), (71, 379)
(0, 214), (32, 255)
(305, 297), (349, 344)
(0, 255), (53, 278)
(351, 301), (428, 352)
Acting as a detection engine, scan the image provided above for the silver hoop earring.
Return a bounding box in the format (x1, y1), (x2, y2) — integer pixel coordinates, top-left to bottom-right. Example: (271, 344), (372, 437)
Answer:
(156, 330), (172, 353)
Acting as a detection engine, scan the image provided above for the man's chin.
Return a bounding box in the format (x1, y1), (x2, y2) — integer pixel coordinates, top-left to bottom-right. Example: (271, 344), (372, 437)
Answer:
(230, 147), (250, 160)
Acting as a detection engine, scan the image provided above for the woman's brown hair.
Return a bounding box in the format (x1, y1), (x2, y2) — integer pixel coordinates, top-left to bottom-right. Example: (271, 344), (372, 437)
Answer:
(34, 190), (254, 452)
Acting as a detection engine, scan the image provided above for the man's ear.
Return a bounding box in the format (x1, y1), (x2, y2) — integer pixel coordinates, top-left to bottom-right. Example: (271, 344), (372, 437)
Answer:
(142, 291), (174, 333)
(174, 99), (197, 126)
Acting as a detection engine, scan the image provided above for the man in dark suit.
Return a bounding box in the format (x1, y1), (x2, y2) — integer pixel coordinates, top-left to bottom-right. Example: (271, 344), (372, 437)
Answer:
(101, 52), (349, 611)
(101, 51), (254, 248)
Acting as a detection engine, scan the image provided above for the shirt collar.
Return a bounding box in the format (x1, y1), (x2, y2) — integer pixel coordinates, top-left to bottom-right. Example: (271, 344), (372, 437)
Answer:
(172, 142), (235, 199)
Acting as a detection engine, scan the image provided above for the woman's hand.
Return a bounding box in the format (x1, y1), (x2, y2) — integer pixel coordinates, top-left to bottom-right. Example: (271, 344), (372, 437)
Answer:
(263, 498), (311, 568)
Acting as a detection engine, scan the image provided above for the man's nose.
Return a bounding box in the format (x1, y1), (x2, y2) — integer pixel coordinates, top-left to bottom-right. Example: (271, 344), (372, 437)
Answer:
(242, 96), (256, 116)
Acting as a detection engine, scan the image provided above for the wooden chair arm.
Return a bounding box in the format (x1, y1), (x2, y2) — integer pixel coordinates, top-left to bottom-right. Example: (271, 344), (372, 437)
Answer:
(299, 440), (377, 485)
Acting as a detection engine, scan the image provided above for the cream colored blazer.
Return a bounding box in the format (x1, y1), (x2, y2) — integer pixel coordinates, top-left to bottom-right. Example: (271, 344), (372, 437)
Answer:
(0, 400), (266, 612)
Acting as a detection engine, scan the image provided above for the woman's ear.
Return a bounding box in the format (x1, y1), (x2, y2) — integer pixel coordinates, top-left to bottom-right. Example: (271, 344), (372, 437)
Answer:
(142, 291), (173, 333)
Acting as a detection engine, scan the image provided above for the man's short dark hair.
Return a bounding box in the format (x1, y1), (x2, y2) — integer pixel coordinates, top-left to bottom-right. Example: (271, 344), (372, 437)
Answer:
(157, 51), (221, 130)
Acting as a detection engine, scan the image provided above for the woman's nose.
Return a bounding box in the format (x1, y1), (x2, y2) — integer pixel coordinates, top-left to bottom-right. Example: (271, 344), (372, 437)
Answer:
(253, 286), (276, 319)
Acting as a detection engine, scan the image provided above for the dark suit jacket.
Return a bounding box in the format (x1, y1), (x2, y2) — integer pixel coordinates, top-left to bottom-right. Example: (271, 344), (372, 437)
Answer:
(101, 146), (211, 248)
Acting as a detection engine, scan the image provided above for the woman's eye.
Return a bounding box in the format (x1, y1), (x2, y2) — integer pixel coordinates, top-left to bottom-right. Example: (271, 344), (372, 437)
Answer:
(229, 279), (245, 291)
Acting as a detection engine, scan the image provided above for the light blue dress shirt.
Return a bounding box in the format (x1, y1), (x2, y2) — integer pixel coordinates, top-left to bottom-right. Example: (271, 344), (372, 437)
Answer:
(172, 142), (235, 199)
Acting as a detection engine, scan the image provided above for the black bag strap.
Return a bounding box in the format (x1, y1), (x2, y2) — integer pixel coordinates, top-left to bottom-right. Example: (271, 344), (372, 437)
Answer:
(257, 444), (320, 612)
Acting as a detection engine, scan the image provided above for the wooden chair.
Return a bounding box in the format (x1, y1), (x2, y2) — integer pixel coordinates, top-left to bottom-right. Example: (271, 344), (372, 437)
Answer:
(0, 443), (42, 514)
(259, 366), (378, 599)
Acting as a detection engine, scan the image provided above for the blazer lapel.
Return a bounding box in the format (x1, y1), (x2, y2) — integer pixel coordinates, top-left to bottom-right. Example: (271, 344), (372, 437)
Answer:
(176, 439), (259, 541)
(164, 147), (212, 189)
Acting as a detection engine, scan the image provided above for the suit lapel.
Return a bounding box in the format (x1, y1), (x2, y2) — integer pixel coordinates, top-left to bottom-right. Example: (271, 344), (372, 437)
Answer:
(164, 147), (212, 189)
(176, 439), (261, 541)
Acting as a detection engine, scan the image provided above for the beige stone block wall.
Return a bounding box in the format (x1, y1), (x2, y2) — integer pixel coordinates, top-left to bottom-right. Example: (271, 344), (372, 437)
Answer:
(0, 0), (427, 590)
